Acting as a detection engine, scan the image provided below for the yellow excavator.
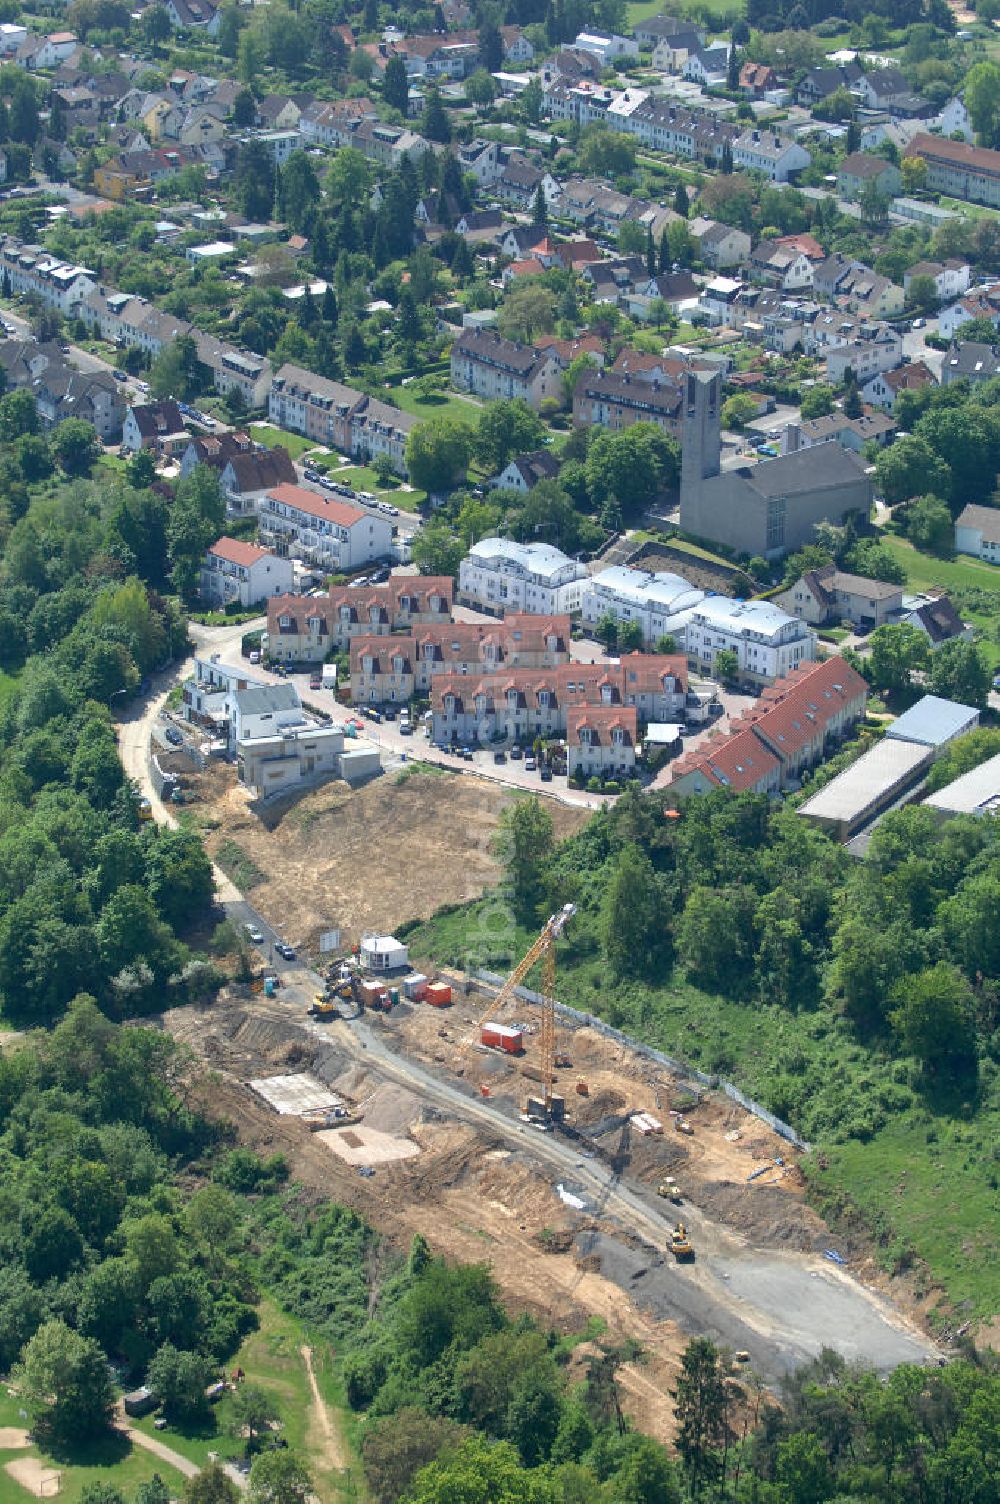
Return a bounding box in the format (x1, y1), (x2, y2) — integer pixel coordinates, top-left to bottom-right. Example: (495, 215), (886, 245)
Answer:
(670, 1223), (694, 1261)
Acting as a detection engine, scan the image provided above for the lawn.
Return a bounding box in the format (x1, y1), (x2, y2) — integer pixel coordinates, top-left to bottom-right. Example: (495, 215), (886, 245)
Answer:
(627, 0), (742, 25)
(878, 534), (1000, 635)
(389, 384), (483, 425)
(249, 423), (320, 462)
(326, 465), (425, 512)
(0, 1387), (189, 1504)
(407, 899), (1000, 1320)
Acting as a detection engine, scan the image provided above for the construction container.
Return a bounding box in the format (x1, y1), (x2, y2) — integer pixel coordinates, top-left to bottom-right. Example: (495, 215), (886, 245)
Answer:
(403, 973), (428, 1001)
(264, 976), (276, 998)
(482, 1023), (523, 1054)
(575, 1080), (589, 1096)
(425, 982), (452, 1007)
(389, 987), (400, 1007)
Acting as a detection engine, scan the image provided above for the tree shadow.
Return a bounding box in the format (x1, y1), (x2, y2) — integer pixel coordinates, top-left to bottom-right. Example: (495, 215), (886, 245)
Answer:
(45, 1426), (131, 1468)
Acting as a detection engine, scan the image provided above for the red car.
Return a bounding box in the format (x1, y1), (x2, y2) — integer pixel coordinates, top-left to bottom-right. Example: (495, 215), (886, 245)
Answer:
(309, 677), (322, 690)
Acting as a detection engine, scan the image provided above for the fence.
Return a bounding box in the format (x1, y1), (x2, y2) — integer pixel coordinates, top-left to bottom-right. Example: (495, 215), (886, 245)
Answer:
(473, 968), (810, 1152)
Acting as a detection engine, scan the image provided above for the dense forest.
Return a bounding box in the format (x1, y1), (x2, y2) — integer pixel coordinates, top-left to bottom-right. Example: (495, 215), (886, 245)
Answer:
(1, 1009), (997, 1504)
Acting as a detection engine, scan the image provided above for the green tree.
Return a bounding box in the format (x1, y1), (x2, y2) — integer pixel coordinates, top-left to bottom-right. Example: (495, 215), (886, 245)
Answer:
(422, 85), (452, 144)
(875, 435), (950, 507)
(383, 55), (409, 115)
(149, 333), (204, 403)
(406, 417), (474, 494)
(842, 539), (906, 584)
(900, 155), (928, 194)
(799, 384), (835, 420)
(184, 1464), (240, 1504)
(410, 518), (465, 577)
(407, 1437), (558, 1504)
(929, 638), (991, 709)
(168, 464), (226, 599)
(234, 139), (276, 221)
(279, 152), (320, 236)
(905, 493), (953, 554)
(602, 844), (668, 980)
(147, 1343), (212, 1423)
(232, 88), (256, 127)
(474, 399), (545, 473)
(141, 3), (171, 47)
(964, 60), (1000, 146)
(672, 1338), (730, 1502)
(775, 1432), (833, 1504)
(0, 388), (39, 442)
(713, 648), (739, 685)
(890, 962), (977, 1079)
(466, 69), (497, 112)
(14, 1320), (115, 1448)
(248, 1451), (312, 1504)
(677, 885), (755, 997)
(585, 424), (679, 522)
(362, 1409), (469, 1504)
(497, 283), (556, 344)
(940, 871), (1000, 982)
(531, 182), (548, 227)
(908, 273), (939, 316)
(229, 1386), (280, 1452)
(492, 797), (554, 924)
(868, 623), (930, 694)
(721, 393), (758, 430)
(51, 419), (100, 477)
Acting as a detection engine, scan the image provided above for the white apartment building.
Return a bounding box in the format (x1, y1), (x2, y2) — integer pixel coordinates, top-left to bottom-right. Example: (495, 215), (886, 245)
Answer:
(0, 241), (95, 313)
(199, 537), (294, 608)
(731, 130), (810, 182)
(685, 598), (816, 686)
(450, 329), (561, 410)
(458, 538), (590, 616)
(259, 483), (392, 571)
(580, 566), (707, 644)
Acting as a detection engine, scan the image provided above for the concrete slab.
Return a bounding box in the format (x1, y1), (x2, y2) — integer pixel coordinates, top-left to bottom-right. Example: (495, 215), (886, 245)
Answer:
(249, 1072), (339, 1115)
(315, 1124), (420, 1166)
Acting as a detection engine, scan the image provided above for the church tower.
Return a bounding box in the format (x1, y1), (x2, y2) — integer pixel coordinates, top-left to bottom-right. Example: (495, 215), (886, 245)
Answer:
(680, 368), (721, 508)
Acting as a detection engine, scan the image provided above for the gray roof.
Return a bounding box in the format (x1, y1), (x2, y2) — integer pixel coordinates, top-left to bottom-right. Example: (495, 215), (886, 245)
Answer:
(885, 694), (979, 749)
(734, 441), (869, 498)
(235, 683), (301, 716)
(956, 503), (1000, 543)
(798, 737), (931, 826)
(924, 751), (1000, 817)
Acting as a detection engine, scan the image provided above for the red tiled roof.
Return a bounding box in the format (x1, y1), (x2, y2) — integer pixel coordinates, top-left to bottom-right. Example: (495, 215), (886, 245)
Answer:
(209, 536), (270, 567)
(267, 482), (365, 527)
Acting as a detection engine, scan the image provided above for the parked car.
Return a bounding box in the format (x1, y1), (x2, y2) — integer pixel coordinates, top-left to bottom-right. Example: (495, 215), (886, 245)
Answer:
(525, 756), (537, 771)
(493, 749), (507, 764)
(249, 650), (261, 664)
(400, 721), (413, 735)
(276, 942), (296, 960)
(245, 923), (264, 944)
(460, 746), (474, 760)
(510, 745), (522, 760)
(383, 707), (397, 720)
(540, 766), (553, 782)
(309, 676), (322, 690)
(164, 726), (183, 746)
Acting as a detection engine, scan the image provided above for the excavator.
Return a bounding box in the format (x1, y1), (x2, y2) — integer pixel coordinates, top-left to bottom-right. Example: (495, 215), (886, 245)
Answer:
(474, 904), (576, 1121)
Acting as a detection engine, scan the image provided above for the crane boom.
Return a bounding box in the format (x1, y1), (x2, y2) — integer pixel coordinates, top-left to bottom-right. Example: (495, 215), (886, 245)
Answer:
(475, 904), (575, 1113)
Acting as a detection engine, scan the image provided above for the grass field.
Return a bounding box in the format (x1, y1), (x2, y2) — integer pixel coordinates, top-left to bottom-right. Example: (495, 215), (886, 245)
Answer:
(408, 901), (1000, 1320)
(390, 385), (482, 425)
(627, 0), (743, 25)
(249, 424), (319, 461)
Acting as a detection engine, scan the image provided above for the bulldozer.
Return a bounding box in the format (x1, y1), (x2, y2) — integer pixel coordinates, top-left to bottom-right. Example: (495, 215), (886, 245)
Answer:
(669, 1223), (694, 1261)
(308, 992), (340, 1021)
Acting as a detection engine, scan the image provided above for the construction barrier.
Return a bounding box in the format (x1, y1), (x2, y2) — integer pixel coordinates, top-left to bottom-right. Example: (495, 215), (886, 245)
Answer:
(473, 968), (810, 1152)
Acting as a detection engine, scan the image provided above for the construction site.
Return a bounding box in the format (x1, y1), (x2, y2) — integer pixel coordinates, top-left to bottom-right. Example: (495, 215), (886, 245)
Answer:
(168, 895), (938, 1444)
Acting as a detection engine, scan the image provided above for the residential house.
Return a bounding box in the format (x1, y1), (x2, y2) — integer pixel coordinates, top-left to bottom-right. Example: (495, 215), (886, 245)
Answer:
(268, 363), (364, 448)
(935, 96), (973, 142)
(939, 340), (1000, 387)
(861, 361), (935, 412)
(731, 129), (810, 182)
(778, 564), (903, 628)
(455, 139), (503, 187)
(458, 538), (589, 615)
(349, 396), (416, 476)
(122, 400), (186, 453)
(813, 254), (904, 318)
(684, 597), (816, 687)
(580, 565), (707, 645)
(501, 26), (534, 63)
(0, 240), (95, 313)
(909, 132), (1000, 209)
(954, 502), (1000, 563)
(901, 593), (970, 648)
(450, 329), (562, 409)
(852, 66), (929, 117)
(259, 483), (392, 571)
(651, 29), (707, 71)
(572, 368), (683, 436)
(567, 705), (637, 781)
(939, 284), (1000, 341)
(267, 577), (453, 662)
(200, 537), (295, 608)
(166, 0), (220, 30)
(749, 235), (821, 291)
(573, 31), (639, 64)
(782, 411), (896, 454)
(739, 61), (777, 97)
(180, 432), (297, 513)
(634, 14), (705, 48)
(687, 216), (750, 270)
(836, 152), (902, 202)
(795, 62), (862, 108)
(492, 449), (561, 492)
(902, 258), (970, 302)
(0, 338), (124, 439)
(496, 157), (560, 211)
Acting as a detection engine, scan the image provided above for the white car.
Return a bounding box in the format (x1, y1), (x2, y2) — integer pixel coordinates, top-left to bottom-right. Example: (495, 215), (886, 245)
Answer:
(244, 923), (264, 944)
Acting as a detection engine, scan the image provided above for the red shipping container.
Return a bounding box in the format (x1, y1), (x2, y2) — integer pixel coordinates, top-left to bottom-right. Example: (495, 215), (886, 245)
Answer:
(482, 1024), (523, 1054)
(426, 982), (452, 1006)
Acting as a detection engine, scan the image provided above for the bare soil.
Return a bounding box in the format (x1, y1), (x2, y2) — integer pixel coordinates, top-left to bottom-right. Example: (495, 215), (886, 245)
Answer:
(188, 767), (585, 950)
(4, 1459), (62, 1498)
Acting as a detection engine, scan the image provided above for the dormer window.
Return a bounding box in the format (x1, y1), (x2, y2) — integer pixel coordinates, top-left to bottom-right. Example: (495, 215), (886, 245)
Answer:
(392, 655), (404, 673)
(279, 615), (291, 628)
(612, 727), (624, 746)
(507, 688), (518, 707)
(340, 605), (351, 621)
(423, 643), (436, 660)
(308, 616), (321, 632)
(538, 690), (551, 708)
(363, 654), (375, 673)
(369, 606), (381, 623)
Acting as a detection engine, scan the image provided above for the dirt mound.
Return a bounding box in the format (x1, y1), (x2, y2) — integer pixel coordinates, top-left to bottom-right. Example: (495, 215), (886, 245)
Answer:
(696, 1181), (831, 1250)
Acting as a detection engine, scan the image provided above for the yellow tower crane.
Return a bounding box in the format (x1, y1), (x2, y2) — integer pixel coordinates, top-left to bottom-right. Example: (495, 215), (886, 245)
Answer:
(475, 903), (576, 1116)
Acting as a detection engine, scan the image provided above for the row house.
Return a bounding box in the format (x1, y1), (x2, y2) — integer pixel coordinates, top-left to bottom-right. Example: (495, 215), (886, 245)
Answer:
(668, 656), (867, 797)
(193, 332), (272, 409)
(572, 369), (683, 436)
(268, 363), (364, 448)
(267, 577), (454, 663)
(450, 330), (562, 410)
(259, 483), (393, 571)
(349, 396), (416, 477)
(431, 655), (688, 746)
(568, 706), (637, 781)
(0, 240), (95, 314)
(350, 615), (571, 703)
(909, 132), (1000, 208)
